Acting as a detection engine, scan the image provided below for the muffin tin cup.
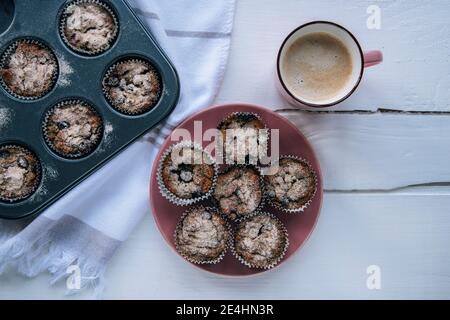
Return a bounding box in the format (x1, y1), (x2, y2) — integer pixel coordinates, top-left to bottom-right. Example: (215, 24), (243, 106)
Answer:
(42, 99), (104, 159)
(59, 0), (119, 56)
(213, 164), (267, 221)
(218, 111), (270, 166)
(0, 39), (59, 100)
(231, 211), (289, 270)
(265, 155), (318, 214)
(157, 141), (219, 206)
(102, 57), (162, 116)
(0, 144), (42, 203)
(174, 206), (233, 265)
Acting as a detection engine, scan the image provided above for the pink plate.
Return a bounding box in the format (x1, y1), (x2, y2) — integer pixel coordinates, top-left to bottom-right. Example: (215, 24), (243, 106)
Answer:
(149, 103), (323, 276)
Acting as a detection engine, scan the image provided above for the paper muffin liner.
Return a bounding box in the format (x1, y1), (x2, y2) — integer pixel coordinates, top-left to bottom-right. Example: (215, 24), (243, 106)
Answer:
(264, 155), (318, 214)
(217, 112), (269, 166)
(157, 141), (218, 206)
(42, 99), (104, 159)
(174, 206), (232, 265)
(0, 39), (59, 100)
(102, 57), (162, 116)
(212, 164), (267, 221)
(59, 0), (119, 56)
(231, 211), (289, 269)
(0, 144), (42, 203)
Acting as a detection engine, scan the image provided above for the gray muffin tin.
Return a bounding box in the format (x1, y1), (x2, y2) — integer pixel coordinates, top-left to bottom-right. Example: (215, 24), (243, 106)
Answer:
(0, 0), (179, 219)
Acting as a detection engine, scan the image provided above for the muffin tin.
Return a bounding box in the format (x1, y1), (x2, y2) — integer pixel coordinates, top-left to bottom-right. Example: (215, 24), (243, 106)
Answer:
(0, 0), (179, 219)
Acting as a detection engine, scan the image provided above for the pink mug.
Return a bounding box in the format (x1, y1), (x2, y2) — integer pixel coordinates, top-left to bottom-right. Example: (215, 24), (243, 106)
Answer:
(276, 21), (383, 108)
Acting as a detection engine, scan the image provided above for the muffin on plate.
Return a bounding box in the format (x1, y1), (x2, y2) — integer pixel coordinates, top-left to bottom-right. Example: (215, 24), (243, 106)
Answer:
(158, 142), (217, 205)
(0, 41), (58, 99)
(103, 58), (161, 115)
(43, 100), (103, 158)
(233, 212), (288, 269)
(61, 0), (118, 54)
(265, 156), (317, 213)
(218, 112), (267, 164)
(0, 145), (41, 202)
(213, 165), (264, 220)
(175, 206), (231, 264)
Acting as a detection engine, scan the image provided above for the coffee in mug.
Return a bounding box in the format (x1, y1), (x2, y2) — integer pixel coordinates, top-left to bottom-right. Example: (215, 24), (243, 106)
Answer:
(281, 32), (352, 102)
(276, 21), (383, 107)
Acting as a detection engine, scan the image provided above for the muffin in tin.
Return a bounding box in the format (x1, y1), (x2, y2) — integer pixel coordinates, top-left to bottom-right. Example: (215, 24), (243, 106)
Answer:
(265, 157), (317, 212)
(218, 112), (267, 164)
(213, 166), (264, 220)
(43, 100), (103, 158)
(103, 58), (161, 115)
(61, 0), (118, 55)
(158, 142), (217, 205)
(233, 213), (288, 269)
(0, 41), (58, 99)
(175, 206), (230, 264)
(0, 145), (41, 202)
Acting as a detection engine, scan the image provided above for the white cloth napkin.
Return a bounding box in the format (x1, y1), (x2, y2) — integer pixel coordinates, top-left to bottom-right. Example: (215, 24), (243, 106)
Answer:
(0, 0), (235, 295)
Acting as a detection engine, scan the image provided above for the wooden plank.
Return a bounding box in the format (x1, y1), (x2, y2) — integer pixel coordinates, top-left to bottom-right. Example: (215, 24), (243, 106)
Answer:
(1, 192), (448, 299)
(279, 110), (450, 190)
(216, 0), (450, 111)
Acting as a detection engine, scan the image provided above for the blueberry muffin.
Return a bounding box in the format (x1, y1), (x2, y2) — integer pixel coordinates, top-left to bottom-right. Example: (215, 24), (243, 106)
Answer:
(44, 101), (103, 158)
(103, 59), (161, 115)
(0, 41), (57, 98)
(0, 145), (41, 202)
(213, 166), (263, 220)
(62, 1), (118, 54)
(159, 143), (216, 204)
(233, 213), (288, 269)
(265, 157), (316, 212)
(218, 112), (267, 164)
(175, 206), (230, 264)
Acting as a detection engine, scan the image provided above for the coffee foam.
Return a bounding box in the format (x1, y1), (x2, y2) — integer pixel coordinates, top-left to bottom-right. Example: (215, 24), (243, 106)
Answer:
(281, 32), (352, 103)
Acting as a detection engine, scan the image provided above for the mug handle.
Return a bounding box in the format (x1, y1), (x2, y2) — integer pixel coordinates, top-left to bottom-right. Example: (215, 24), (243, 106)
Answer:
(364, 50), (383, 68)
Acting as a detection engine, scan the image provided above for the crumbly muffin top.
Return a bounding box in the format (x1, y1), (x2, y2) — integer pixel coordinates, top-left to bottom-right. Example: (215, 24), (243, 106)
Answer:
(265, 158), (316, 210)
(213, 166), (262, 219)
(218, 113), (266, 164)
(0, 146), (40, 201)
(45, 103), (103, 157)
(63, 2), (117, 53)
(162, 145), (215, 199)
(176, 207), (229, 262)
(103, 60), (161, 115)
(235, 214), (287, 268)
(0, 42), (57, 97)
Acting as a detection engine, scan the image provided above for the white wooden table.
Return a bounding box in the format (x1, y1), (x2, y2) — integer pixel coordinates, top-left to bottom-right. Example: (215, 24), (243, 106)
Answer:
(1, 0), (450, 299)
